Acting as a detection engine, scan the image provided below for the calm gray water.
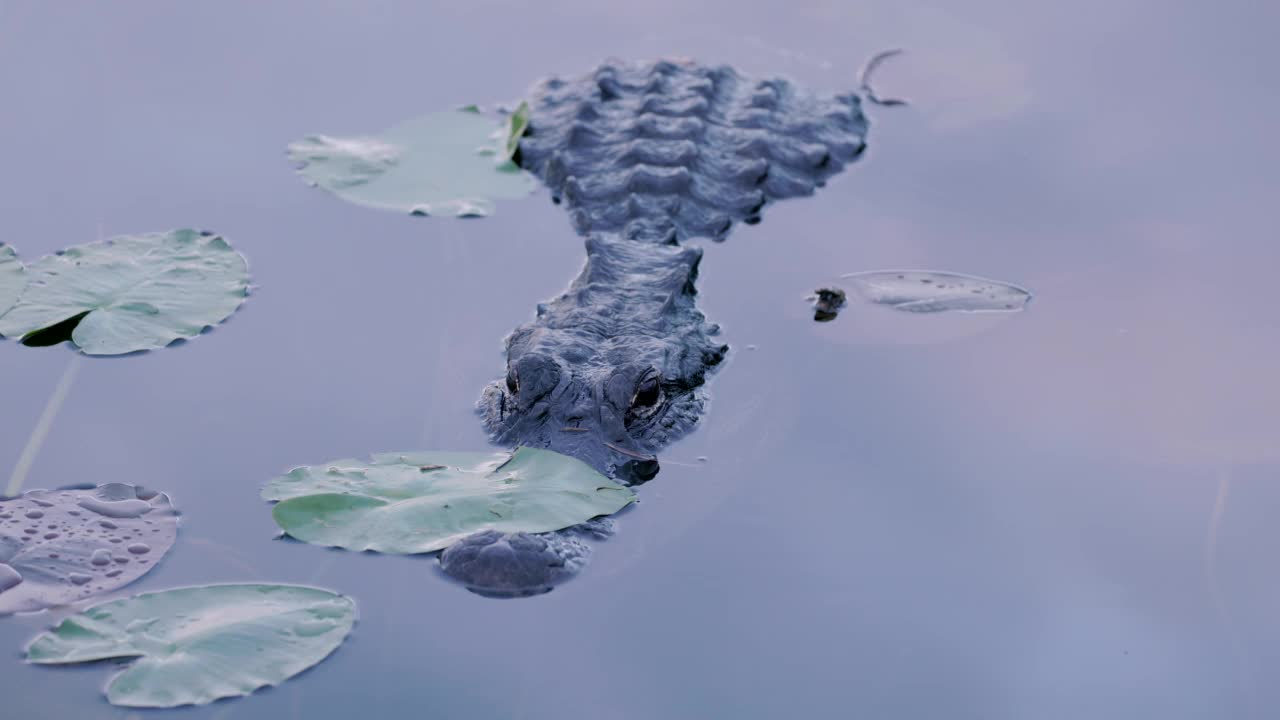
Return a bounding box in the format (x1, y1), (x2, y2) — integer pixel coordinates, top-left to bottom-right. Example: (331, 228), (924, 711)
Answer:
(2, 1), (1278, 718)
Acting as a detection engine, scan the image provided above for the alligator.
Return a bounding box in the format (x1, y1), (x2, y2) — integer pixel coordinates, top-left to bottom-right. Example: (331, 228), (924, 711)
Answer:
(451, 57), (892, 597)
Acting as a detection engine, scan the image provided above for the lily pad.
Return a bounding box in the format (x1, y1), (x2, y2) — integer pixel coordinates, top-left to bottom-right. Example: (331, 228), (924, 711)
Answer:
(0, 229), (249, 355)
(0, 484), (178, 615)
(263, 447), (636, 554)
(840, 270), (1033, 313)
(0, 243), (24, 318)
(287, 108), (535, 218)
(26, 584), (355, 708)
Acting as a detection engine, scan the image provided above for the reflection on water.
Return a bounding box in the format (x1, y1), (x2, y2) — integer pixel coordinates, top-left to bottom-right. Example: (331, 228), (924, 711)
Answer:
(1, 0), (1278, 718)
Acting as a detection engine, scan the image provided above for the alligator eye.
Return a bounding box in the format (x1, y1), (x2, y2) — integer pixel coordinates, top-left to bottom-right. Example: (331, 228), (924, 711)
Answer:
(505, 368), (519, 395)
(631, 373), (661, 408)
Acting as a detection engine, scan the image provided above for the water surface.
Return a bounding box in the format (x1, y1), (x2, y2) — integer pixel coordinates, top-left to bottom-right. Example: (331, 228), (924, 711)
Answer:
(1, 1), (1278, 718)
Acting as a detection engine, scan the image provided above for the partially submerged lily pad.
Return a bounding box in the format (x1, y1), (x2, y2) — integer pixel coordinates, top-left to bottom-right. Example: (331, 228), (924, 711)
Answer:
(263, 447), (636, 554)
(0, 230), (249, 355)
(26, 584), (355, 708)
(0, 243), (24, 318)
(287, 108), (535, 218)
(840, 270), (1032, 313)
(0, 484), (178, 615)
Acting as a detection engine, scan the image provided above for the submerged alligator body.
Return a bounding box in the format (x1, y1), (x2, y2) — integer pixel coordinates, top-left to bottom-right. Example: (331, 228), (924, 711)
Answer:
(459, 59), (873, 596)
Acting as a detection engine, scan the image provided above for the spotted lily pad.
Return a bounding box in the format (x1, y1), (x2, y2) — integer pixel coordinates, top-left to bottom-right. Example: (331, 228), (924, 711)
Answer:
(840, 270), (1033, 313)
(287, 108), (535, 218)
(262, 447), (636, 554)
(0, 243), (24, 318)
(0, 230), (249, 355)
(0, 484), (178, 615)
(26, 584), (355, 708)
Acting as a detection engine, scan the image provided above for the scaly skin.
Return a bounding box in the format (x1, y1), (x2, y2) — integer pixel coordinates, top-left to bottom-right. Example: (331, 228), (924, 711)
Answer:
(480, 58), (869, 477)
(462, 59), (873, 596)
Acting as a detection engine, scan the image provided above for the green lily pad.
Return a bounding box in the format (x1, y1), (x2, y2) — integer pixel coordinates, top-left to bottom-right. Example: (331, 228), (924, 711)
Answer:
(0, 229), (249, 355)
(26, 584), (355, 708)
(263, 447), (636, 554)
(0, 243), (25, 318)
(287, 108), (535, 218)
(503, 101), (530, 161)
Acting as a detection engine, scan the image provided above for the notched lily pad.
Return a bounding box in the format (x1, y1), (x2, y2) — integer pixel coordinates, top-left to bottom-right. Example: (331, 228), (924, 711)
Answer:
(0, 229), (249, 355)
(287, 108), (535, 218)
(0, 484), (178, 615)
(26, 584), (355, 708)
(840, 270), (1032, 313)
(262, 447), (636, 554)
(0, 243), (25, 318)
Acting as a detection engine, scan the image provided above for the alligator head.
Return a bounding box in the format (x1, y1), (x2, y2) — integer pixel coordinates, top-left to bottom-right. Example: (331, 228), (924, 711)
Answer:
(480, 59), (871, 484)
(478, 230), (727, 483)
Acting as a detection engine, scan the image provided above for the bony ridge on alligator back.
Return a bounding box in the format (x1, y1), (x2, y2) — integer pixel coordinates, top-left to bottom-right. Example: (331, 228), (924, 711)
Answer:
(479, 57), (877, 477)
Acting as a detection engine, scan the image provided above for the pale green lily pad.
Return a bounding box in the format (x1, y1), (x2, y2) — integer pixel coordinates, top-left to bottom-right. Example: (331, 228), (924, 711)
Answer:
(840, 270), (1033, 313)
(0, 243), (25, 318)
(287, 108), (535, 218)
(26, 584), (355, 708)
(263, 447), (636, 554)
(0, 229), (249, 355)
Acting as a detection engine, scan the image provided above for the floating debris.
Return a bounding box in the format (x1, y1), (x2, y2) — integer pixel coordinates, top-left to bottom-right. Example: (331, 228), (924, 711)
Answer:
(809, 287), (848, 322)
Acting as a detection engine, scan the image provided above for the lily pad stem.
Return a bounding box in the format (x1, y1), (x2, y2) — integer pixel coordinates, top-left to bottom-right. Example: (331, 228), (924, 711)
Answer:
(5, 355), (80, 496)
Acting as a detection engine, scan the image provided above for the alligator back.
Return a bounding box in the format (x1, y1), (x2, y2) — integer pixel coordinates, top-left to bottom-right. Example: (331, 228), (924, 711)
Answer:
(468, 59), (879, 596)
(519, 59), (870, 243)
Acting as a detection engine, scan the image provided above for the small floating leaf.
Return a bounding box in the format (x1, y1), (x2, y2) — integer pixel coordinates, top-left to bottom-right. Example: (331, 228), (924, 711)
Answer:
(0, 484), (178, 615)
(262, 447), (636, 554)
(287, 108), (535, 218)
(0, 243), (25, 318)
(25, 584), (355, 708)
(840, 270), (1032, 313)
(503, 101), (530, 161)
(0, 230), (249, 355)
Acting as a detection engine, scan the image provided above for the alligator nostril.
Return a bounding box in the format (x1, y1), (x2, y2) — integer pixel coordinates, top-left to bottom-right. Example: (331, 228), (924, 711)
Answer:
(618, 458), (660, 484)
